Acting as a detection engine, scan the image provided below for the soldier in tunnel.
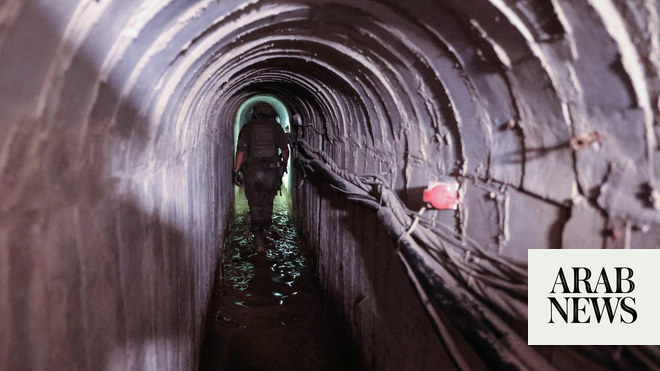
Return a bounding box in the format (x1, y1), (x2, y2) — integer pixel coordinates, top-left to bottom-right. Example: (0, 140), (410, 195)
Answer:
(232, 102), (290, 251)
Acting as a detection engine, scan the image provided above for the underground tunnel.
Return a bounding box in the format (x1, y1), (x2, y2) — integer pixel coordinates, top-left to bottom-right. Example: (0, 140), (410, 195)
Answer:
(2, 0), (660, 370)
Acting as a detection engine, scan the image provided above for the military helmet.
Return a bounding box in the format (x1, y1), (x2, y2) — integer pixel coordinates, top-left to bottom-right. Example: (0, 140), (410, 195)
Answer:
(252, 102), (277, 118)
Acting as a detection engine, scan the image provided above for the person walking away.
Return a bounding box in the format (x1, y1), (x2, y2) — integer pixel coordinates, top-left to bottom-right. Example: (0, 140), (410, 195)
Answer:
(232, 102), (289, 251)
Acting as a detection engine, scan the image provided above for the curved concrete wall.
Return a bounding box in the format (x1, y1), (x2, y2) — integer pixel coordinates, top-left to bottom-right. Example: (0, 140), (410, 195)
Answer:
(0, 1), (234, 369)
(1, 0), (659, 369)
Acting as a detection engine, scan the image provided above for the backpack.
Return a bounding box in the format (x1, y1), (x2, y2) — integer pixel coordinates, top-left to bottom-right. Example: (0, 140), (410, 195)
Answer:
(249, 120), (277, 159)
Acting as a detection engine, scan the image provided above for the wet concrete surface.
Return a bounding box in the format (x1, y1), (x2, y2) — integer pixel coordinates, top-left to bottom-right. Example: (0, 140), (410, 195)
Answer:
(200, 196), (360, 371)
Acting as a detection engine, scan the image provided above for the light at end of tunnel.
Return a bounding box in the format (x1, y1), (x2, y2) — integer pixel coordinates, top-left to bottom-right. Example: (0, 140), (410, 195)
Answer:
(423, 180), (459, 210)
(234, 95), (293, 193)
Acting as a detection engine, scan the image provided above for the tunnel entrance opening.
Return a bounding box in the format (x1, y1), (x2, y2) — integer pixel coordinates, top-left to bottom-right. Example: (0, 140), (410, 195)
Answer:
(233, 95), (293, 216)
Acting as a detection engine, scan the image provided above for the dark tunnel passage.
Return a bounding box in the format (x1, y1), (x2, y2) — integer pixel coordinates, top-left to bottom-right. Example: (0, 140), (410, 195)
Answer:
(2, 1), (660, 370)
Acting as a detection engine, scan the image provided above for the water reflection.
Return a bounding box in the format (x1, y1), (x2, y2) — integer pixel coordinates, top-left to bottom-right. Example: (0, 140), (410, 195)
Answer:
(223, 194), (305, 305)
(200, 193), (360, 370)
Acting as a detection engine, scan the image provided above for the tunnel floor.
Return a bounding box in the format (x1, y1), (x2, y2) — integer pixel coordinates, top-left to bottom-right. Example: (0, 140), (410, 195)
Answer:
(200, 195), (359, 370)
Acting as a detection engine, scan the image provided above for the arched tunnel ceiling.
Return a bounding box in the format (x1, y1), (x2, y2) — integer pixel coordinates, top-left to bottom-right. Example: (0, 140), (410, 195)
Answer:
(3, 0), (658, 218)
(1, 0), (660, 369)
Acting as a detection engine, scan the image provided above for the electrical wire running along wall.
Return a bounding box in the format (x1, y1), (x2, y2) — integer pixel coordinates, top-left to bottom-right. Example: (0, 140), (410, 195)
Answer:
(1, 0), (660, 370)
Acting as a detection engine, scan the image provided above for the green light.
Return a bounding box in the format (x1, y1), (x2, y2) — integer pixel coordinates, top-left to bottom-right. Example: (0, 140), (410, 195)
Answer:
(234, 95), (292, 216)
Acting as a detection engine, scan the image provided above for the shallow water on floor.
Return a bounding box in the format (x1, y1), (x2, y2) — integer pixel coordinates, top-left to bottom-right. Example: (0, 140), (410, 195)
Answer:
(200, 195), (359, 371)
(223, 198), (306, 301)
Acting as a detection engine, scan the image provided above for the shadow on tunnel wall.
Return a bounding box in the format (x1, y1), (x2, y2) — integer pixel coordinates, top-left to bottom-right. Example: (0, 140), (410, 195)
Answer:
(0, 4), (226, 370)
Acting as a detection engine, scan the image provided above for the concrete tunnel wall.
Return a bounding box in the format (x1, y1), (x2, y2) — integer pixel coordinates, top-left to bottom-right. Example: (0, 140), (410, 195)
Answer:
(1, 0), (660, 370)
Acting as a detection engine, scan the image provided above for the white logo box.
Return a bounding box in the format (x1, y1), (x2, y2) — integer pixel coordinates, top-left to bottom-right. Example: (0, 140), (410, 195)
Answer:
(528, 249), (660, 345)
